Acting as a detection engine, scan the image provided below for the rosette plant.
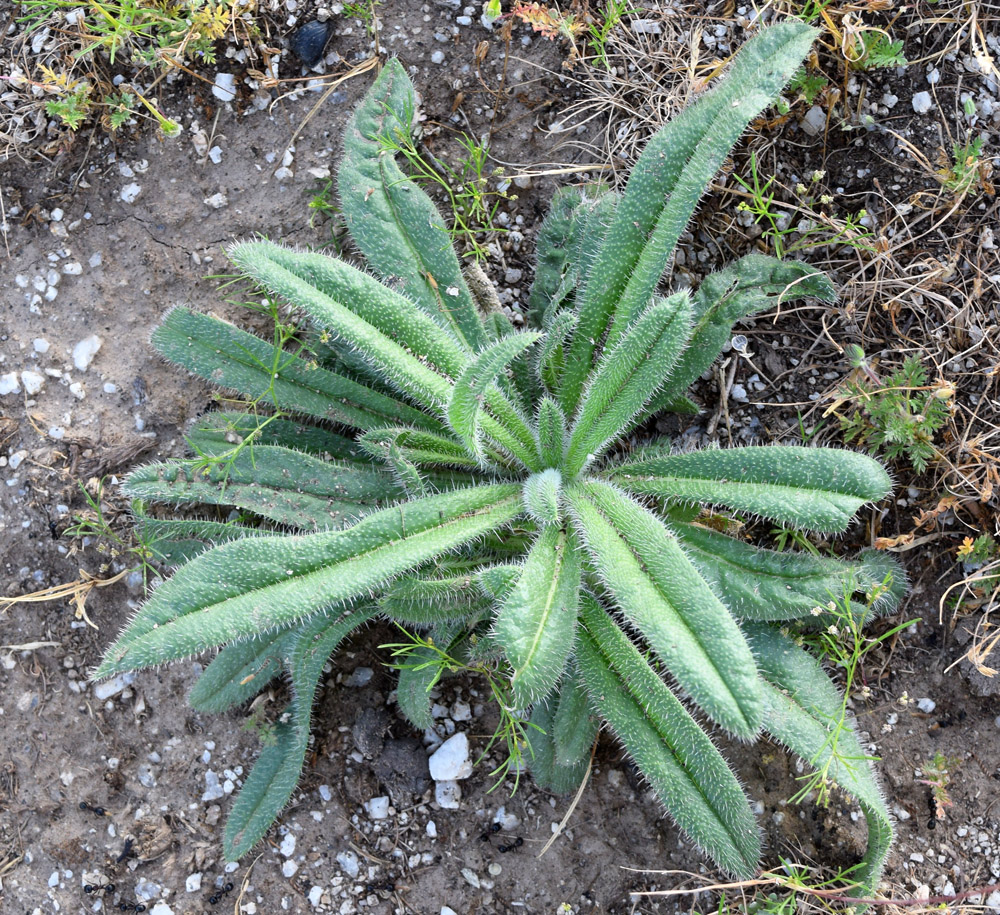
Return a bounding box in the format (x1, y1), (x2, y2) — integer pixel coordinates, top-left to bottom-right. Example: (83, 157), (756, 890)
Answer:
(98, 21), (902, 897)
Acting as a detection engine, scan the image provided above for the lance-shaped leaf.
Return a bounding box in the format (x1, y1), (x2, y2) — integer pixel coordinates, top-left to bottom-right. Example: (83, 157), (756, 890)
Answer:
(564, 293), (691, 476)
(338, 58), (485, 351)
(493, 525), (581, 708)
(612, 445), (892, 533)
(225, 605), (378, 858)
(744, 623), (893, 902)
(380, 570), (490, 625)
(551, 662), (599, 769)
(136, 516), (260, 567)
(188, 411), (362, 461)
(637, 254), (836, 426)
(448, 332), (541, 466)
(577, 595), (761, 878)
(527, 697), (592, 794)
(97, 484), (522, 676)
(566, 481), (763, 738)
(228, 241), (453, 412)
(559, 22), (818, 413)
(359, 427), (479, 470)
(674, 523), (906, 621)
(535, 397), (567, 469)
(189, 628), (298, 713)
(153, 307), (441, 433)
(235, 241), (470, 380)
(125, 448), (402, 532)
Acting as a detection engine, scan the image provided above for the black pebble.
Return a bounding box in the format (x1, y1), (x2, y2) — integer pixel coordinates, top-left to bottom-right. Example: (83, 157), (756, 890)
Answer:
(291, 21), (331, 66)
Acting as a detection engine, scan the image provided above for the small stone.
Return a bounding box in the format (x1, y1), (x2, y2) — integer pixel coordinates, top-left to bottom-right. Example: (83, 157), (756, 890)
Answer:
(441, 908), (459, 915)
(912, 91), (933, 114)
(318, 784), (332, 802)
(336, 850), (359, 878)
(280, 832), (296, 856)
(204, 192), (228, 209)
(429, 733), (472, 780)
(917, 697), (936, 713)
(282, 859), (298, 878)
(434, 780), (461, 809)
(33, 338), (50, 353)
(103, 382), (118, 394)
(308, 886), (323, 906)
(149, 905), (174, 915)
(431, 50), (445, 64)
(345, 666), (373, 687)
(62, 261), (83, 275)
(69, 381), (86, 400)
(185, 873), (202, 892)
(0, 373), (20, 395)
(366, 796), (390, 819)
(460, 868), (480, 889)
(120, 183), (142, 203)
(801, 105), (826, 136)
(21, 371), (44, 395)
(72, 334), (103, 371)
(212, 73), (238, 101)
(94, 672), (135, 701)
(291, 20), (331, 66)
(630, 18), (662, 33)
(426, 820), (437, 838)
(202, 771), (225, 802)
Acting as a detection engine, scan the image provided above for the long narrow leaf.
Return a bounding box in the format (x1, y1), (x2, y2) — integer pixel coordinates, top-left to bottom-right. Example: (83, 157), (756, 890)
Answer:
(338, 58), (486, 351)
(577, 595), (761, 878)
(566, 481), (763, 738)
(493, 525), (581, 708)
(97, 484), (522, 675)
(744, 623), (893, 901)
(560, 22), (818, 413)
(612, 445), (891, 533)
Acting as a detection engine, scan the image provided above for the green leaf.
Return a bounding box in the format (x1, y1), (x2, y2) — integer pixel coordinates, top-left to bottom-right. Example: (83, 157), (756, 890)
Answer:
(448, 332), (541, 464)
(612, 445), (891, 533)
(674, 523), (906, 621)
(188, 411), (362, 461)
(577, 595), (761, 878)
(564, 293), (691, 476)
(566, 481), (763, 738)
(640, 254), (835, 424)
(97, 485), (522, 676)
(494, 525), (581, 708)
(535, 397), (567, 469)
(359, 427), (479, 470)
(380, 571), (491, 625)
(228, 241), (454, 412)
(125, 448), (402, 532)
(560, 22), (819, 412)
(550, 662), (599, 769)
(189, 628), (297, 713)
(744, 623), (893, 901)
(338, 58), (486, 351)
(224, 605), (377, 858)
(527, 698), (591, 794)
(152, 307), (441, 433)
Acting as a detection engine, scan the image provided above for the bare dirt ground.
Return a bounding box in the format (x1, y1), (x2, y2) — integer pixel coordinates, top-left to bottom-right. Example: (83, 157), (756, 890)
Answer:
(2, 1), (1000, 913)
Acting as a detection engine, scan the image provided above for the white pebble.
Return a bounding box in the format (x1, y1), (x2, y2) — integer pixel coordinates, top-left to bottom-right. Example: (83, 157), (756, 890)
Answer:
(185, 874), (202, 892)
(434, 779), (461, 809)
(204, 192), (228, 209)
(429, 732), (472, 781)
(62, 261), (83, 275)
(366, 796), (390, 819)
(208, 146), (223, 164)
(33, 338), (50, 353)
(202, 771), (225, 802)
(280, 832), (296, 857)
(345, 666), (373, 687)
(69, 381), (86, 400)
(308, 886), (323, 906)
(72, 334), (103, 371)
(281, 859), (298, 878)
(801, 105), (826, 136)
(318, 784), (332, 802)
(912, 91), (933, 114)
(149, 905), (174, 915)
(426, 820), (437, 838)
(94, 672), (135, 701)
(0, 372), (22, 395)
(212, 73), (238, 101)
(917, 697), (936, 713)
(21, 371), (45, 395)
(336, 850), (359, 878)
(441, 908), (459, 915)
(103, 382), (118, 394)
(431, 50), (445, 64)
(120, 183), (142, 203)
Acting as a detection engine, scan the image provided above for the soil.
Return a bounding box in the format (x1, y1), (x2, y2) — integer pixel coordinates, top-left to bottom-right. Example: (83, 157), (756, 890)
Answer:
(2, 2), (1000, 914)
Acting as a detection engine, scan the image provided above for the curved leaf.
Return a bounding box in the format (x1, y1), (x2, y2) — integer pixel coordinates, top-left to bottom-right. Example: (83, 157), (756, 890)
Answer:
(577, 595), (761, 878)
(566, 481), (763, 738)
(612, 445), (891, 532)
(97, 484), (521, 675)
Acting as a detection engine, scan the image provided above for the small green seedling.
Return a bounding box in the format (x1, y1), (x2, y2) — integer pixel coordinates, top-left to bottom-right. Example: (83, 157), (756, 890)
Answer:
(918, 752), (961, 821)
(97, 26), (903, 903)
